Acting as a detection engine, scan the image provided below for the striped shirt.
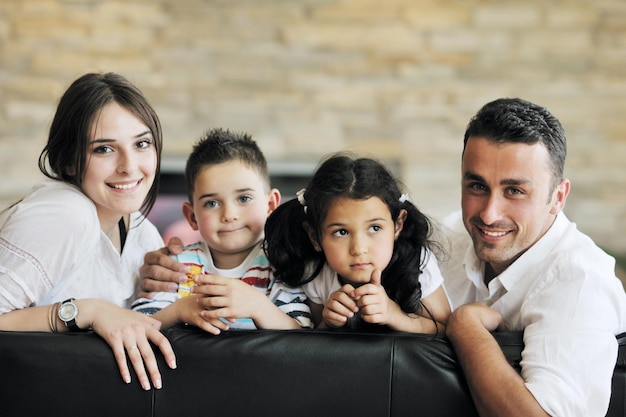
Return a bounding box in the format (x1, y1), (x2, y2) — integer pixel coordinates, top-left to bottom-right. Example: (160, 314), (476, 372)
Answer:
(132, 240), (312, 329)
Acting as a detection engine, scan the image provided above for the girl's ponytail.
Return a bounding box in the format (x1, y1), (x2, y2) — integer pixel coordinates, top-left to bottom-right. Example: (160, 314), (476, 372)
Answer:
(383, 200), (432, 314)
(264, 198), (323, 287)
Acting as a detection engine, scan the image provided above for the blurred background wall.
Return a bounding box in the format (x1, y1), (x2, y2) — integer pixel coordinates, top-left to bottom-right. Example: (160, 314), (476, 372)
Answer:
(0, 0), (625, 264)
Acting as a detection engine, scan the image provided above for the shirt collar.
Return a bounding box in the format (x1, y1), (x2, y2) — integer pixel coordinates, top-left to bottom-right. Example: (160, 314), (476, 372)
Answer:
(463, 212), (569, 295)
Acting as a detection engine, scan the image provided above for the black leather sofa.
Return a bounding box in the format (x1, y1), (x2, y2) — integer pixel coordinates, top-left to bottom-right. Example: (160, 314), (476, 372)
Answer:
(1, 327), (624, 417)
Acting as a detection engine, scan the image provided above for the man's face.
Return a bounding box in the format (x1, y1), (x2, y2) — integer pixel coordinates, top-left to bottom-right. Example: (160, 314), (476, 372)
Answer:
(461, 136), (569, 278)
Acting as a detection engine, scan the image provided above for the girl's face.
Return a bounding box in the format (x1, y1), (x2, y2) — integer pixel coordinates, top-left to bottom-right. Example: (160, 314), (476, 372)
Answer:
(316, 196), (404, 285)
(82, 102), (157, 231)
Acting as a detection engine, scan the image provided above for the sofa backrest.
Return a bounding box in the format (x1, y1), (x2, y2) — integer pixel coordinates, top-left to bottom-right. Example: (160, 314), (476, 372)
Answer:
(0, 328), (623, 417)
(158, 328), (477, 417)
(611, 332), (626, 417)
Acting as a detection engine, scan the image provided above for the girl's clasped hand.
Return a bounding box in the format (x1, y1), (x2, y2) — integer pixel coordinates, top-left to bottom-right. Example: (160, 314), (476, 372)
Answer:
(323, 269), (402, 328)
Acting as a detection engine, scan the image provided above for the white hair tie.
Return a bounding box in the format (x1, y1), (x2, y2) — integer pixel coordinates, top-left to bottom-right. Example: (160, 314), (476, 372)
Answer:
(296, 188), (308, 213)
(399, 194), (410, 203)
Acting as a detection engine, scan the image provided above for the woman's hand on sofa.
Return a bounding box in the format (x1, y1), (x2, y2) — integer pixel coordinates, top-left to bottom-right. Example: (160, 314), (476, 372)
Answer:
(81, 299), (177, 391)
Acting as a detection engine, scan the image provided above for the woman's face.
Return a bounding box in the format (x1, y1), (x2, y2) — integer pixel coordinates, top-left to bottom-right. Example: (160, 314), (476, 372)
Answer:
(81, 102), (157, 229)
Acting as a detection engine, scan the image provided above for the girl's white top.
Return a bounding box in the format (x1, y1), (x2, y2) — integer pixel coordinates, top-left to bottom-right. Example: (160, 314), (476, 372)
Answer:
(303, 248), (446, 307)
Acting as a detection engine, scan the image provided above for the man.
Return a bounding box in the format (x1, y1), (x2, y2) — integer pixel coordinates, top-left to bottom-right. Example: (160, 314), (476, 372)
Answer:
(441, 97), (626, 416)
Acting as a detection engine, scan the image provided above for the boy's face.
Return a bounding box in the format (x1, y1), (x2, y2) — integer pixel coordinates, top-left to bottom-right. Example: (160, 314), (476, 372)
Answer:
(183, 160), (280, 269)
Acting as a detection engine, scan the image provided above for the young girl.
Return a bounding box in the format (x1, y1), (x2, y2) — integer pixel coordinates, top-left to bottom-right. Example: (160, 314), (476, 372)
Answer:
(265, 154), (450, 334)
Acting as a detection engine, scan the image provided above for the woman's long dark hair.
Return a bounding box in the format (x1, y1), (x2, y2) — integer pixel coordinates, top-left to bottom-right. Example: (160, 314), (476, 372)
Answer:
(38, 72), (163, 217)
(265, 153), (437, 314)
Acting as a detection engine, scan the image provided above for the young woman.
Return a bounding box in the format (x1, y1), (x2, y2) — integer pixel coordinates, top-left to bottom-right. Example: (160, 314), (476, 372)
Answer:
(0, 72), (176, 390)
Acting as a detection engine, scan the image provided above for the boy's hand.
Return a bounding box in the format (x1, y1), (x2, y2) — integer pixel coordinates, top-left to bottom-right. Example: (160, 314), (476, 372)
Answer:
(171, 295), (229, 335)
(138, 237), (188, 298)
(322, 284), (359, 328)
(353, 269), (399, 326)
(192, 274), (266, 322)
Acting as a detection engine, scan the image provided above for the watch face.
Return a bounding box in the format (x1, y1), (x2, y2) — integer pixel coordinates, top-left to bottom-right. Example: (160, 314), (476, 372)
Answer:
(59, 302), (77, 321)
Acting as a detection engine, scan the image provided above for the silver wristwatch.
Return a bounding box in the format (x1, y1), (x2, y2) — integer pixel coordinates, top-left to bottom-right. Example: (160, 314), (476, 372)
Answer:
(58, 298), (80, 331)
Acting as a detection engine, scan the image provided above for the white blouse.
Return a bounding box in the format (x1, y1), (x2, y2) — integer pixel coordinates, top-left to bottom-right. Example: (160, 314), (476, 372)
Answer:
(0, 180), (164, 312)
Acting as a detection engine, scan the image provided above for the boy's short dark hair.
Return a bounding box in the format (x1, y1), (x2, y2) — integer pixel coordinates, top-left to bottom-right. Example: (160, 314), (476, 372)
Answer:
(185, 128), (270, 202)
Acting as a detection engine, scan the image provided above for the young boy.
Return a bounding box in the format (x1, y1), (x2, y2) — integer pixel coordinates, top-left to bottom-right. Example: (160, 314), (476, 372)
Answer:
(132, 128), (312, 333)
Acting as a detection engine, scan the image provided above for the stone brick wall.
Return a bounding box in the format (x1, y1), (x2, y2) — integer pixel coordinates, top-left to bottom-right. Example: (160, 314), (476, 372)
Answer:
(1, 0), (625, 257)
